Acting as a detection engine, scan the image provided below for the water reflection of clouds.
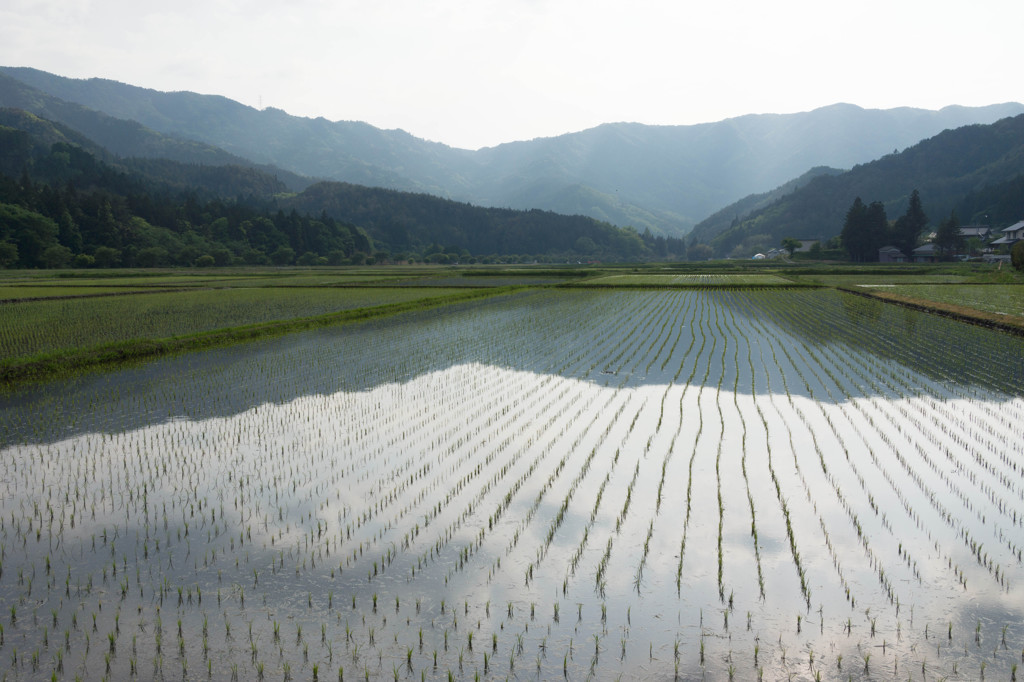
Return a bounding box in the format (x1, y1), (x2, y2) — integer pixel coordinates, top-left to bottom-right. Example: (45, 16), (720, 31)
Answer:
(5, 290), (1023, 448)
(2, 359), (1022, 680)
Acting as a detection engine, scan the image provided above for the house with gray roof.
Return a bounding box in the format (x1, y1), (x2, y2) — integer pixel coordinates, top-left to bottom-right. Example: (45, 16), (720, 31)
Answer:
(912, 243), (939, 262)
(958, 225), (991, 240)
(878, 245), (907, 263)
(990, 220), (1024, 247)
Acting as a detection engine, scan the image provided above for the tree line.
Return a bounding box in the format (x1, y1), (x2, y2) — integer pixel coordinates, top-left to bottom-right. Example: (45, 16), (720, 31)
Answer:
(840, 189), (966, 261)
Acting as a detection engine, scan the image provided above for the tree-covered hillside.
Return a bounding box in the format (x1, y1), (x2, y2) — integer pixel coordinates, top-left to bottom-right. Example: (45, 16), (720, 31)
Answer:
(0, 72), (313, 192)
(692, 114), (1024, 257)
(0, 132), (372, 269)
(283, 182), (685, 261)
(0, 110), (682, 267)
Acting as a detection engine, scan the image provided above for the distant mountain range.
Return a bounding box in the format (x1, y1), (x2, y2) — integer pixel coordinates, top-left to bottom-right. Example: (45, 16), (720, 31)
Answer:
(3, 66), (1022, 238)
(691, 114), (1024, 257)
(2, 106), (681, 268)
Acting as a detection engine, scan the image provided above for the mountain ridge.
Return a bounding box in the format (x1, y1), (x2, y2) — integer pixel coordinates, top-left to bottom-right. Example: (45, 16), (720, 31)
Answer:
(0, 108), (680, 267)
(4, 66), (1021, 237)
(691, 114), (1024, 257)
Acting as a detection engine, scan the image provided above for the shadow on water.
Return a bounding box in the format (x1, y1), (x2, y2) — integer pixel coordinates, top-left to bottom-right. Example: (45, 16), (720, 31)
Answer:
(2, 288), (1022, 445)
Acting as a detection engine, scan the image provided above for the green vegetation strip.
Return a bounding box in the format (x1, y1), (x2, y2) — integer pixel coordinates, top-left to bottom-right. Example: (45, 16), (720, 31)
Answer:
(564, 273), (813, 288)
(840, 286), (1024, 336)
(796, 274), (970, 287)
(0, 287), (522, 386)
(885, 284), (1024, 317)
(0, 286), (196, 302)
(1, 287), (464, 359)
(562, 281), (820, 290)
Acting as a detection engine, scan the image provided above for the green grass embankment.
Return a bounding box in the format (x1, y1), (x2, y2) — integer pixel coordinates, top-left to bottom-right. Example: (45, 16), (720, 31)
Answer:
(0, 286), (524, 387)
(561, 281), (823, 290)
(840, 286), (1024, 336)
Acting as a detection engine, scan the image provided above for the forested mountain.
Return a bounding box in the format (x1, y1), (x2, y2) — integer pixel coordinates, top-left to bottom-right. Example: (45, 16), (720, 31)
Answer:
(686, 166), (844, 248)
(0, 68), (473, 196)
(0, 110), (679, 268)
(0, 108), (295, 200)
(691, 114), (1024, 257)
(282, 182), (678, 260)
(3, 67), (1020, 236)
(0, 71), (313, 191)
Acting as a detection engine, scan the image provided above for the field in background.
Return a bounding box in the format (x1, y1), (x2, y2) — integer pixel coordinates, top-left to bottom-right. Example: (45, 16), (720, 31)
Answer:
(883, 284), (1024, 318)
(3, 262), (1022, 385)
(0, 287), (463, 360)
(573, 273), (799, 286)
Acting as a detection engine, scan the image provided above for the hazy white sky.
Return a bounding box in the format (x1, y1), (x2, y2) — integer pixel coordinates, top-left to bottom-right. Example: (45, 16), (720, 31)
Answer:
(2, 0), (1022, 149)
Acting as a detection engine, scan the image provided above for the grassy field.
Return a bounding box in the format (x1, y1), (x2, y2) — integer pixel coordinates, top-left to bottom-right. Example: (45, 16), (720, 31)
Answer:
(0, 287), (471, 360)
(795, 273), (972, 287)
(571, 273), (800, 286)
(0, 270), (428, 289)
(883, 284), (1024, 317)
(2, 261), (1021, 385)
(0, 285), (164, 300)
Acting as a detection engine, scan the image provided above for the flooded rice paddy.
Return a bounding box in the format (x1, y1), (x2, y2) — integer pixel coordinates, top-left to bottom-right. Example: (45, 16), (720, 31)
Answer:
(1, 288), (1023, 680)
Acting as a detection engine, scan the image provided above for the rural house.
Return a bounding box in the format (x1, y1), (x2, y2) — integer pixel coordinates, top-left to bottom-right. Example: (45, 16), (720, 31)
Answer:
(958, 225), (991, 241)
(911, 243), (939, 262)
(878, 245), (907, 263)
(990, 219), (1024, 247)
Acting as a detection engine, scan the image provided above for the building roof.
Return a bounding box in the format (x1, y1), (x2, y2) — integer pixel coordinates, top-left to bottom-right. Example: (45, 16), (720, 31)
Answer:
(912, 243), (938, 254)
(1001, 220), (1024, 233)
(959, 226), (990, 237)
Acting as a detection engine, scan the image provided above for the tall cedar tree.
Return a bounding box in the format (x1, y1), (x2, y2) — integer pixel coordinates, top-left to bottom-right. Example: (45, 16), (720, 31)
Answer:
(892, 189), (927, 258)
(841, 197), (890, 261)
(933, 210), (963, 260)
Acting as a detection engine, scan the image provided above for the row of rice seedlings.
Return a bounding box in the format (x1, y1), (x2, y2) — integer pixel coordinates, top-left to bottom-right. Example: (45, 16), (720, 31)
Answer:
(474, 292), (676, 579)
(743, 289), (1024, 674)
(368, 288), (671, 606)
(762, 323), (904, 606)
(754, 296), (942, 609)
(528, 398), (637, 580)
(675, 293), (714, 591)
(3, 287), (1021, 679)
(721, 294), (766, 599)
(789, 301), (1019, 588)
(439, 378), (604, 584)
(710, 297), (731, 602)
(847, 375), (1015, 586)
(785, 326), (982, 594)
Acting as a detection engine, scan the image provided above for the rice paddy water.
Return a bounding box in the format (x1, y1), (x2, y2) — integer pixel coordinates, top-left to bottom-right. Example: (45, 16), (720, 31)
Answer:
(1, 288), (1022, 680)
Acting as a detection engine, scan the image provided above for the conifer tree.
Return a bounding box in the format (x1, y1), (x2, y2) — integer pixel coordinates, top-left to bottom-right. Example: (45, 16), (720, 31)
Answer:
(892, 189), (927, 257)
(933, 210), (963, 259)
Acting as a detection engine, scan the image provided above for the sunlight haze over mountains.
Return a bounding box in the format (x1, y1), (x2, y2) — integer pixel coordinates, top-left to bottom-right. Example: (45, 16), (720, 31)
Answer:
(1, 0), (1022, 149)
